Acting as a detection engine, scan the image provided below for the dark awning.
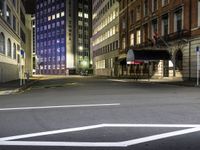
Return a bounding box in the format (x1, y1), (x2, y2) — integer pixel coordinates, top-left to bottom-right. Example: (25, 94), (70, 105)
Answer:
(127, 49), (171, 62)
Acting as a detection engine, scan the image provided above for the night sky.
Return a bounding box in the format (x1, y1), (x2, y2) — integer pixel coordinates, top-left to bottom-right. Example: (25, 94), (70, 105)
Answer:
(22, 0), (36, 14)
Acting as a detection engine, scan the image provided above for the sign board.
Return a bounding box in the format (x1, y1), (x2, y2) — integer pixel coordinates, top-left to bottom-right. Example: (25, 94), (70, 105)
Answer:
(196, 46), (199, 52)
(20, 50), (25, 58)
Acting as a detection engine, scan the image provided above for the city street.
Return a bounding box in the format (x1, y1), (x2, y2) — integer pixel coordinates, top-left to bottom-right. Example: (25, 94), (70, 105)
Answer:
(0, 76), (200, 150)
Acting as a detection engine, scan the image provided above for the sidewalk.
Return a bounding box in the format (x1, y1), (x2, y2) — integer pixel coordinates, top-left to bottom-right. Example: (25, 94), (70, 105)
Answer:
(112, 77), (198, 87)
(0, 77), (39, 96)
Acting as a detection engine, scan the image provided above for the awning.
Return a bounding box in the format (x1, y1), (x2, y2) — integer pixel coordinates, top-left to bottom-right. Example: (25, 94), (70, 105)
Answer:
(127, 49), (171, 62)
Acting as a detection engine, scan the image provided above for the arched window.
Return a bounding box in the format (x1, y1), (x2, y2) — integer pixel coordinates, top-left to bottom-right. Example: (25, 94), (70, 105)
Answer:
(0, 32), (5, 54)
(7, 38), (11, 57)
(13, 43), (16, 59)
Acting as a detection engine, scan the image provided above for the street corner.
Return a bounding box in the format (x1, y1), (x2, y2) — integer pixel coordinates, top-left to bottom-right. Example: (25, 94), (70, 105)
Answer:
(0, 89), (20, 96)
(1, 124), (200, 149)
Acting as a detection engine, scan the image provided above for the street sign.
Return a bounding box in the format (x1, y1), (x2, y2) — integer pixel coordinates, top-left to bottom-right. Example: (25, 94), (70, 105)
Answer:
(196, 46), (199, 52)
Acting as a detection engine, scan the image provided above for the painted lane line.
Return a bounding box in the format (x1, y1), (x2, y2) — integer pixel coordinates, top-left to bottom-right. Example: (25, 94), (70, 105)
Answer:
(103, 124), (200, 128)
(1, 124), (200, 142)
(1, 128), (200, 147)
(121, 127), (200, 147)
(0, 103), (120, 111)
(107, 79), (128, 83)
(0, 141), (124, 147)
(1, 124), (200, 147)
(0, 124), (104, 141)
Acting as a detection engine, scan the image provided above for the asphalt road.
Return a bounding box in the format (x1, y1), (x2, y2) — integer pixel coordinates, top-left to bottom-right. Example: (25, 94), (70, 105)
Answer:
(0, 76), (200, 150)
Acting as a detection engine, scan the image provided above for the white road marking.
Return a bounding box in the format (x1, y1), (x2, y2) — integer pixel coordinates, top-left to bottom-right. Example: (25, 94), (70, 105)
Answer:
(121, 127), (200, 147)
(0, 141), (124, 147)
(108, 79), (128, 82)
(1, 124), (200, 147)
(0, 103), (120, 111)
(104, 124), (200, 128)
(0, 124), (104, 141)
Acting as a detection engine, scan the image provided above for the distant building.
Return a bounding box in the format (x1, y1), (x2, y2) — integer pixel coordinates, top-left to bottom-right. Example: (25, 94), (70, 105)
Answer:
(35, 0), (92, 75)
(31, 15), (36, 74)
(0, 0), (27, 82)
(118, 0), (200, 80)
(92, 0), (119, 77)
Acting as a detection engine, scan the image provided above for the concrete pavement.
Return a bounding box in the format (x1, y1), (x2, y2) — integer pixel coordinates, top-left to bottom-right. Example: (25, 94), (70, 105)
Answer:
(0, 77), (200, 149)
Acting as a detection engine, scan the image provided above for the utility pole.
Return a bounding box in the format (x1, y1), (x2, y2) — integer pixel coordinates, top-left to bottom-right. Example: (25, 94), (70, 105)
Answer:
(189, 0), (192, 80)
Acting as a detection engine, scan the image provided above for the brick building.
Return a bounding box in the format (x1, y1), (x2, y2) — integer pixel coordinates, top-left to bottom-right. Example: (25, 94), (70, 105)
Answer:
(118, 0), (200, 80)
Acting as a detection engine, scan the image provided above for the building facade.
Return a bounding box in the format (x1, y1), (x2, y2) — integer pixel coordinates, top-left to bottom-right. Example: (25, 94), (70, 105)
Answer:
(92, 0), (119, 76)
(31, 15), (36, 74)
(0, 0), (26, 82)
(35, 0), (91, 75)
(118, 0), (200, 80)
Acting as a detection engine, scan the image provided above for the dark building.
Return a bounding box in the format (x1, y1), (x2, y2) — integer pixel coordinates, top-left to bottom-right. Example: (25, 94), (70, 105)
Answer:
(36, 0), (91, 75)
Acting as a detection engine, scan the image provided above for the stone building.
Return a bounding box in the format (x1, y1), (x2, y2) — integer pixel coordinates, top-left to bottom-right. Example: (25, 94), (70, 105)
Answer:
(0, 0), (23, 82)
(92, 0), (119, 76)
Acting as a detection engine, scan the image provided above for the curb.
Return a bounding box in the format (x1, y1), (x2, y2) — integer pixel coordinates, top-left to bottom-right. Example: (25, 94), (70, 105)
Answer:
(0, 80), (39, 96)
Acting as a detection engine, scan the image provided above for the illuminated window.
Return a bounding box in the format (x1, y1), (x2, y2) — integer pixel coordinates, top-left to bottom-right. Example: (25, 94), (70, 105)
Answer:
(130, 33), (134, 46)
(61, 11), (65, 17)
(122, 37), (126, 49)
(136, 30), (141, 44)
(84, 13), (89, 18)
(56, 13), (60, 18)
(78, 12), (83, 17)
(48, 16), (51, 21)
(52, 15), (55, 20)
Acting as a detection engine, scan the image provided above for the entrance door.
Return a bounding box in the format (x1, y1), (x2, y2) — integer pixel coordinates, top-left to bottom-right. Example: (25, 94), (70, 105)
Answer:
(163, 60), (169, 77)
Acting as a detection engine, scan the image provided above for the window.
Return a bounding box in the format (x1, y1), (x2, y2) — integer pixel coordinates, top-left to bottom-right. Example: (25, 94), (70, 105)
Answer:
(152, 19), (158, 35)
(52, 15), (55, 20)
(7, 38), (12, 57)
(48, 16), (51, 21)
(136, 5), (141, 21)
(144, 0), (148, 16)
(122, 18), (126, 29)
(13, 43), (16, 59)
(130, 10), (134, 24)
(13, 15), (16, 31)
(136, 30), (141, 44)
(20, 28), (26, 43)
(56, 13), (60, 18)
(20, 9), (25, 25)
(122, 37), (126, 49)
(174, 9), (182, 32)
(162, 14), (169, 36)
(61, 11), (65, 17)
(152, 0), (158, 12)
(0, 0), (3, 16)
(130, 33), (134, 46)
(0, 32), (5, 54)
(78, 12), (83, 17)
(6, 6), (11, 25)
(162, 0), (169, 6)
(84, 13), (89, 18)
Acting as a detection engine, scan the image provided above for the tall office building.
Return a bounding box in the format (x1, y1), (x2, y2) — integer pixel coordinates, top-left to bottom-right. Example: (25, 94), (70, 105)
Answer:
(92, 0), (119, 76)
(36, 0), (91, 75)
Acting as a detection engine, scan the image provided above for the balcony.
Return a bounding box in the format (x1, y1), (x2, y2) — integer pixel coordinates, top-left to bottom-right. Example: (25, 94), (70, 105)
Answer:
(161, 29), (191, 42)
